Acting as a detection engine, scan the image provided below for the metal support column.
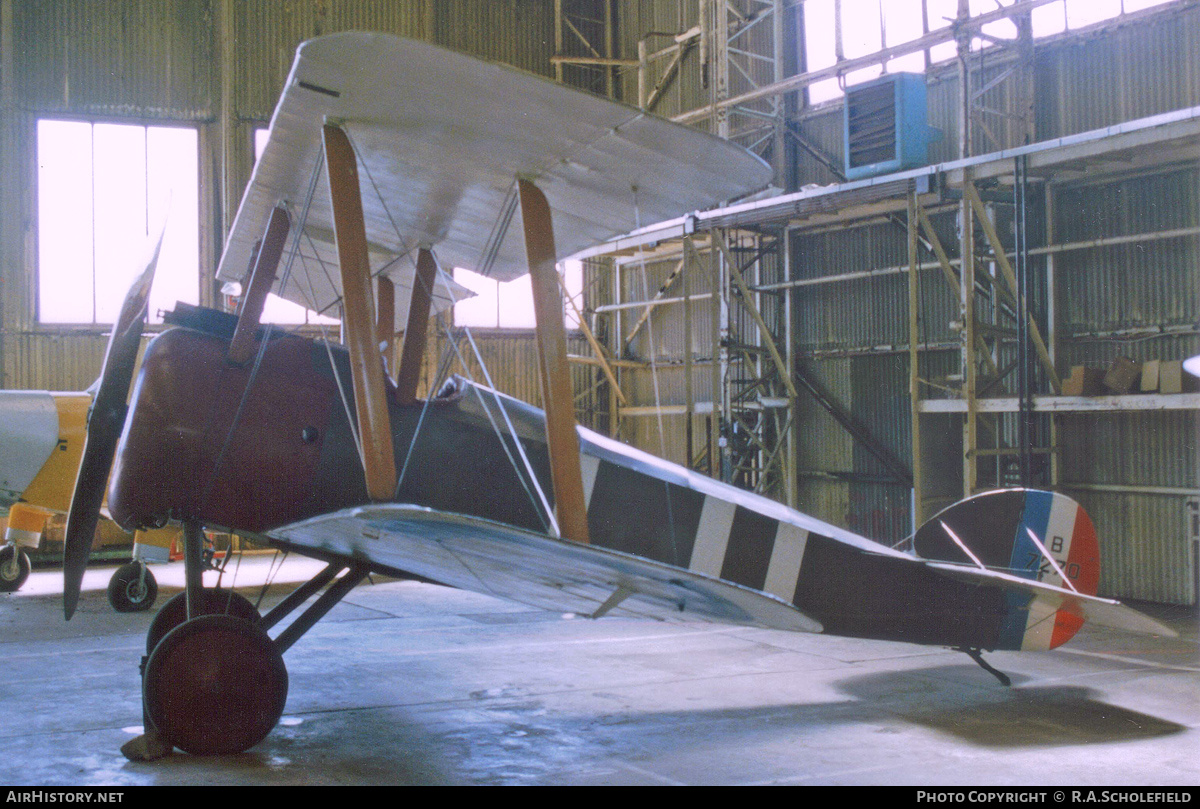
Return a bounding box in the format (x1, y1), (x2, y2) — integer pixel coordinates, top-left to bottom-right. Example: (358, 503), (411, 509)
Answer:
(784, 227), (797, 508)
(907, 190), (925, 526)
(183, 521), (206, 621)
(961, 171), (979, 496)
(1014, 155), (1034, 484)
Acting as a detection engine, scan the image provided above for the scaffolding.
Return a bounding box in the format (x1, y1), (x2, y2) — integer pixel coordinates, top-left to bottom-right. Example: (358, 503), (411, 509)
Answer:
(575, 105), (1200, 530)
(557, 4), (1199, 606)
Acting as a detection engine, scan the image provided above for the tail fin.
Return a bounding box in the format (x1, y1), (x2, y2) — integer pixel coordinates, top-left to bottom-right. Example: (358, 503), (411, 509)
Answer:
(911, 489), (1100, 650)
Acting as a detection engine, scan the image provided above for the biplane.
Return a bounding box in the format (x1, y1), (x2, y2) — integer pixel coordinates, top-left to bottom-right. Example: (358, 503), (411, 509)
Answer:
(54, 32), (1173, 760)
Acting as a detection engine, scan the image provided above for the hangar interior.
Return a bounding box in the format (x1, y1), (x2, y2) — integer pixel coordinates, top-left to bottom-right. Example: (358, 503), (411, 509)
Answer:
(0, 0), (1197, 787)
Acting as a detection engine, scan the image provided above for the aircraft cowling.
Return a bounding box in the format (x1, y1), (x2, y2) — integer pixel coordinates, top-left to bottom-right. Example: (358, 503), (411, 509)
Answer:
(107, 328), (365, 534)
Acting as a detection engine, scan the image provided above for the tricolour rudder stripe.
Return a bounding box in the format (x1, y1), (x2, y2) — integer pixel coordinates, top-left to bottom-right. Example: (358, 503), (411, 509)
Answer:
(1008, 490), (1101, 650)
(1009, 489), (1055, 580)
(1048, 496), (1100, 648)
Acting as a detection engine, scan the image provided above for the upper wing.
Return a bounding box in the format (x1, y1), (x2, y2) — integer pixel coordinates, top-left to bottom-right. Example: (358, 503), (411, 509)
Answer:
(216, 32), (773, 325)
(267, 503), (821, 634)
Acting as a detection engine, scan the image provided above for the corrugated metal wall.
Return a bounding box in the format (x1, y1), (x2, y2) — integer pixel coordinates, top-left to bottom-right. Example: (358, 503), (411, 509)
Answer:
(1, 0), (560, 393)
(1035, 4), (1200, 140)
(426, 328), (593, 415)
(615, 0), (701, 120)
(14, 0), (217, 121)
(612, 0), (788, 147)
(1049, 166), (1199, 604)
(608, 250), (720, 468)
(234, 0), (556, 120)
(777, 4), (1200, 603)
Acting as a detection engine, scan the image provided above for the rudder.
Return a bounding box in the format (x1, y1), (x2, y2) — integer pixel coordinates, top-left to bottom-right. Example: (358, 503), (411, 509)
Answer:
(911, 489), (1100, 650)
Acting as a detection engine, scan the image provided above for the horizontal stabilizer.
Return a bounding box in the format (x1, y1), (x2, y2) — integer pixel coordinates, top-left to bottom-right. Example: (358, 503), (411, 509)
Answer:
(925, 561), (1177, 638)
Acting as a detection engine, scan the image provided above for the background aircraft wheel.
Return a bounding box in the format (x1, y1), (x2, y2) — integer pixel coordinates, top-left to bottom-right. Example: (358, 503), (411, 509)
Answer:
(143, 614), (287, 756)
(146, 589), (260, 653)
(0, 546), (31, 592)
(107, 562), (158, 612)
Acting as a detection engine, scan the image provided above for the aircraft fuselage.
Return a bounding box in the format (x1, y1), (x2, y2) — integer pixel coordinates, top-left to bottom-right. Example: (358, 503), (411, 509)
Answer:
(108, 323), (1038, 652)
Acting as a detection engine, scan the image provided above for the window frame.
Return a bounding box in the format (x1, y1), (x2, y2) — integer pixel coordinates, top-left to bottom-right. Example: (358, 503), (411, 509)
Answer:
(34, 115), (202, 329)
(800, 0), (1175, 108)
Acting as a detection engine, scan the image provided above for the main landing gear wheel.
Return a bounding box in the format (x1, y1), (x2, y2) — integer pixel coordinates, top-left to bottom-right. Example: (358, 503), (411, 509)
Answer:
(0, 546), (31, 592)
(143, 614), (287, 756)
(107, 562), (158, 612)
(145, 589), (261, 653)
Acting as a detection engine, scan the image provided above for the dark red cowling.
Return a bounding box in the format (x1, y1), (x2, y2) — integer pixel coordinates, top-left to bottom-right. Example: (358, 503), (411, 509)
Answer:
(107, 328), (343, 534)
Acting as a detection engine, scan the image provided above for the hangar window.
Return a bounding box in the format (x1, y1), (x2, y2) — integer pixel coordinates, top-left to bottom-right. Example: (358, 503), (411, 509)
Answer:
(453, 261), (583, 330)
(802, 0), (1177, 105)
(36, 119), (199, 324)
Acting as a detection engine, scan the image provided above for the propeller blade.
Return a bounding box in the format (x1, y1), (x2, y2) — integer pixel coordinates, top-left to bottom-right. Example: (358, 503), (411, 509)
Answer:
(62, 236), (162, 620)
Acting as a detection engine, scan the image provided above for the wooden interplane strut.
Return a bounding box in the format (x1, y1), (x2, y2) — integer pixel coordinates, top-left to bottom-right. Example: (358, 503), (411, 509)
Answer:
(395, 249), (437, 405)
(323, 124), (398, 502)
(376, 275), (394, 365)
(518, 179), (589, 544)
(229, 205), (290, 364)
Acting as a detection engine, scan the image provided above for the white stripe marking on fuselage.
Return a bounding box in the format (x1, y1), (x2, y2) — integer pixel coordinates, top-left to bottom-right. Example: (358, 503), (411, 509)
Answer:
(689, 496), (737, 577)
(764, 522), (809, 602)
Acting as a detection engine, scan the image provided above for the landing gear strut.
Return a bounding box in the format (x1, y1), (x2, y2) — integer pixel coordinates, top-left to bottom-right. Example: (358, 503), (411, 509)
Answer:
(123, 521), (369, 760)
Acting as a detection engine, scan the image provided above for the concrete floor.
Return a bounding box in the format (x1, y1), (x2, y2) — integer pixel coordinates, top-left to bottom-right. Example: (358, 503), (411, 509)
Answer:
(0, 552), (1196, 786)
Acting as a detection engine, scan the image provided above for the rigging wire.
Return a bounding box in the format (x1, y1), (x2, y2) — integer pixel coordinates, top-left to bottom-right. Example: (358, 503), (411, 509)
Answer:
(426, 320), (556, 535)
(337, 127), (559, 536)
(394, 321), (458, 492)
(254, 548), (289, 612)
(196, 149), (325, 517)
(630, 186), (680, 565)
(287, 222), (367, 468)
(476, 182), (520, 280)
(383, 250), (550, 537)
(432, 257), (559, 536)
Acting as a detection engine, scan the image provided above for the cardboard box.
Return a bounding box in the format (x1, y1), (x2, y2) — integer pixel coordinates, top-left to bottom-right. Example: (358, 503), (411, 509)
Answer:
(1160, 360), (1183, 394)
(1140, 359), (1161, 392)
(1103, 356), (1142, 394)
(1062, 365), (1106, 396)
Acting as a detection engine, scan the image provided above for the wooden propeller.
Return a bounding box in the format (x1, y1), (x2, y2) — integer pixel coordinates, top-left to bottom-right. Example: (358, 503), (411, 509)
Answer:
(62, 238), (161, 619)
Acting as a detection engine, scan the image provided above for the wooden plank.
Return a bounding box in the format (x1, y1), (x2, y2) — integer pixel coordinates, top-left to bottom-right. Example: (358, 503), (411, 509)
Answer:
(917, 392), (1200, 413)
(376, 274), (394, 352)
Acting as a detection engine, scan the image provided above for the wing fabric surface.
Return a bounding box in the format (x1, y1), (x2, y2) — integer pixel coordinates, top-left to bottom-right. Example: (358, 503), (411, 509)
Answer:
(268, 503), (821, 633)
(216, 32), (773, 326)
